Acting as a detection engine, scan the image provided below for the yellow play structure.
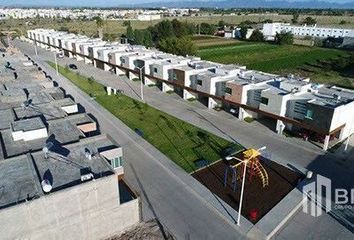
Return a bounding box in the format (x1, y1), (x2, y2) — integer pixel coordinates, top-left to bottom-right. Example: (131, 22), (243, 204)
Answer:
(224, 148), (269, 191)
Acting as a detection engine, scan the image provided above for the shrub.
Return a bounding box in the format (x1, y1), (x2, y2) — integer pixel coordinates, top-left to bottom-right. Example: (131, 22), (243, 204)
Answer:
(275, 32), (294, 45)
(244, 117), (254, 123)
(249, 29), (264, 42)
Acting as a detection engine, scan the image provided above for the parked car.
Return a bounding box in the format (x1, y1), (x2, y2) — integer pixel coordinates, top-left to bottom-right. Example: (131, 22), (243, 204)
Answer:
(56, 52), (64, 59)
(68, 64), (78, 70)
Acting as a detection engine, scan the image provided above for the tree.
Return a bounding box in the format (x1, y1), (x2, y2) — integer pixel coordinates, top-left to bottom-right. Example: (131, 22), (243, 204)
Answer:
(249, 29), (264, 42)
(122, 20), (131, 27)
(339, 20), (347, 25)
(292, 13), (299, 24)
(275, 32), (294, 45)
(172, 19), (188, 38)
(304, 17), (317, 26)
(199, 23), (216, 35)
(156, 20), (175, 40)
(93, 16), (104, 39)
(126, 22), (134, 42)
(158, 37), (196, 56)
(142, 30), (153, 47)
(239, 26), (249, 39)
(134, 29), (144, 45)
(218, 20), (226, 28)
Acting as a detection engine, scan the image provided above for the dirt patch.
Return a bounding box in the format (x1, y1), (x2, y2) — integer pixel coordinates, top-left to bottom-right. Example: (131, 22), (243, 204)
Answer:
(192, 157), (303, 224)
(107, 219), (174, 240)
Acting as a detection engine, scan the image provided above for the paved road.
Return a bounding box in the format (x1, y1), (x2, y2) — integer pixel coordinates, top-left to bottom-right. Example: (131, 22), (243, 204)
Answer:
(16, 40), (354, 239)
(15, 41), (249, 239)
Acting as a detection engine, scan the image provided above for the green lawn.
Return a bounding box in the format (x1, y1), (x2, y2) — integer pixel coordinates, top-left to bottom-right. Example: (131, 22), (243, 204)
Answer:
(48, 62), (242, 173)
(197, 42), (354, 89)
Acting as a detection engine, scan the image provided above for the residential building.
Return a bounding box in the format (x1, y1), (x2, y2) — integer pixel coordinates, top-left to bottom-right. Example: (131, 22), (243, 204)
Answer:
(0, 50), (140, 239)
(26, 29), (354, 150)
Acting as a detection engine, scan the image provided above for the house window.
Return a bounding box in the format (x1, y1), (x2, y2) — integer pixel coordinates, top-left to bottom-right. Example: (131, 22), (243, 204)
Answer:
(121, 58), (125, 64)
(154, 67), (158, 73)
(197, 80), (203, 86)
(111, 156), (123, 169)
(225, 87), (232, 94)
(261, 97), (269, 105)
(305, 109), (314, 119)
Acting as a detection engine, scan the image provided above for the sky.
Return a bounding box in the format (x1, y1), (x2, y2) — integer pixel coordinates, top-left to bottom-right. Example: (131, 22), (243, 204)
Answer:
(0, 0), (353, 7)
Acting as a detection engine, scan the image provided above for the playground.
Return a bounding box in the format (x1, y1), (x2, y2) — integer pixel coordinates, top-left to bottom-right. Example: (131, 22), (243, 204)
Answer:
(192, 148), (303, 224)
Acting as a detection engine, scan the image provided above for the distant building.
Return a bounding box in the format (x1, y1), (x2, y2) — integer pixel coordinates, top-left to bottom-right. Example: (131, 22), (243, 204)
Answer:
(262, 22), (354, 40)
(137, 14), (161, 21)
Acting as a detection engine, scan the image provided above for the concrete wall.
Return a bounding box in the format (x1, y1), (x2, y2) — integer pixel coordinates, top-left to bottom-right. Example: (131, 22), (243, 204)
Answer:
(259, 90), (290, 116)
(303, 102), (334, 133)
(330, 100), (354, 140)
(0, 175), (140, 240)
(225, 82), (243, 103)
(61, 104), (78, 114)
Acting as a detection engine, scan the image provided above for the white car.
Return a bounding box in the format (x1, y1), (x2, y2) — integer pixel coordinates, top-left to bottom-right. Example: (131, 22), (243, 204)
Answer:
(56, 52), (64, 58)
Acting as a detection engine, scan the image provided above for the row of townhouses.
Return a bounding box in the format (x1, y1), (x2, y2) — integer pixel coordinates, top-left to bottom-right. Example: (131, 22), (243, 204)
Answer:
(0, 52), (139, 239)
(26, 29), (354, 151)
(262, 22), (354, 40)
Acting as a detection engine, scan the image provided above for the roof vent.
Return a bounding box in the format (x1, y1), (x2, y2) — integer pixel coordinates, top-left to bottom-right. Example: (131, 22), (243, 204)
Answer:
(85, 148), (92, 160)
(333, 94), (341, 102)
(42, 142), (54, 159)
(41, 179), (52, 193)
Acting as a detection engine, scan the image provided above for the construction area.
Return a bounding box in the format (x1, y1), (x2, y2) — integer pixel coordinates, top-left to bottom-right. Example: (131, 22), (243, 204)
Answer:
(192, 148), (303, 224)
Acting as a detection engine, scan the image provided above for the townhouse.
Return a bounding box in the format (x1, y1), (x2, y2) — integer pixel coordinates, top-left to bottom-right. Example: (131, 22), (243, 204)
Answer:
(119, 49), (156, 81)
(97, 44), (128, 71)
(26, 29), (354, 150)
(149, 55), (198, 92)
(195, 64), (246, 108)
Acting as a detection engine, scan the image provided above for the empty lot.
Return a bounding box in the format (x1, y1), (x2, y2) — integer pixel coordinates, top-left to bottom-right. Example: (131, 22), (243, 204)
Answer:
(197, 42), (354, 89)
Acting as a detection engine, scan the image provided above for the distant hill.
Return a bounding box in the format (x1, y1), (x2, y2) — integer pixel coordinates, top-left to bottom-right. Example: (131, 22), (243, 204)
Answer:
(127, 0), (354, 9)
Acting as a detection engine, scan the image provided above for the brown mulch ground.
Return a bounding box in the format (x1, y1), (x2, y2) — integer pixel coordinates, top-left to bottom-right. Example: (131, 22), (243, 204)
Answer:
(192, 157), (303, 224)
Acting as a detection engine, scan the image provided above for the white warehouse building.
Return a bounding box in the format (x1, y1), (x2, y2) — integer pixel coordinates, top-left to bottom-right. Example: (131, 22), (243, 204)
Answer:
(262, 22), (354, 40)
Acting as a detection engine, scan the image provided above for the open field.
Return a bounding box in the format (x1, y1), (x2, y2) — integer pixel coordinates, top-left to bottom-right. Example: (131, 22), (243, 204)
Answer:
(192, 35), (245, 48)
(197, 42), (354, 89)
(2, 13), (354, 37)
(48, 62), (241, 173)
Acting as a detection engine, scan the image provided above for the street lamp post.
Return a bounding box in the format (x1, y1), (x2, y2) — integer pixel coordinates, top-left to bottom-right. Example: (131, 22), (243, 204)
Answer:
(54, 52), (59, 75)
(237, 161), (247, 226)
(136, 65), (145, 101)
(225, 146), (267, 226)
(34, 40), (38, 56)
(225, 155), (247, 226)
